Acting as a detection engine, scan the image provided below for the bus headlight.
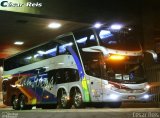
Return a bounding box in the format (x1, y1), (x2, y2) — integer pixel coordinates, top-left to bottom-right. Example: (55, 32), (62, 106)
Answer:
(143, 94), (149, 99)
(109, 94), (119, 100)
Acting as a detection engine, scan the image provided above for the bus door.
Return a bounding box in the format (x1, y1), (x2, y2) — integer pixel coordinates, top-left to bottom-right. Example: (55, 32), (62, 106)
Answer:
(84, 52), (103, 102)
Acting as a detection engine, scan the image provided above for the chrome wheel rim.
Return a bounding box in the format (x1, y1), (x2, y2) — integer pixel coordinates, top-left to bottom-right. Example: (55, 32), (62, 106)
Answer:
(74, 93), (82, 106)
(13, 99), (17, 108)
(61, 94), (67, 107)
(20, 100), (24, 108)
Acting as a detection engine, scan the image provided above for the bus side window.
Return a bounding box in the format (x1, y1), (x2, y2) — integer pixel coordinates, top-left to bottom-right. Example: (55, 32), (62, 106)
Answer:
(62, 69), (80, 83)
(58, 44), (71, 55)
(70, 69), (80, 82)
(48, 70), (57, 85)
(74, 29), (98, 49)
(57, 35), (75, 55)
(41, 77), (48, 87)
(64, 70), (70, 82)
(55, 70), (62, 84)
(86, 34), (97, 47)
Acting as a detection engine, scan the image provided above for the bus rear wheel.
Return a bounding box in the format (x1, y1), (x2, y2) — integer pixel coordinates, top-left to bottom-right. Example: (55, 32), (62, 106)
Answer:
(19, 95), (32, 110)
(73, 89), (84, 108)
(12, 97), (19, 110)
(57, 90), (71, 109)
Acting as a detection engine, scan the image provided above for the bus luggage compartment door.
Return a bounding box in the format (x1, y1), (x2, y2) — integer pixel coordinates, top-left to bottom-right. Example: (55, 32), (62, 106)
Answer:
(89, 76), (103, 102)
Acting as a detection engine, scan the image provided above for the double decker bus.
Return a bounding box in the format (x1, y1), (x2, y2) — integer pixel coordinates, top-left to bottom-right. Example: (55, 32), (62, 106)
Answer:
(2, 25), (151, 110)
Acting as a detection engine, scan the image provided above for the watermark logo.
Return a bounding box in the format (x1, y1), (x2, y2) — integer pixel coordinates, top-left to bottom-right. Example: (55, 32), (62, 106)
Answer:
(0, 1), (42, 7)
(1, 112), (19, 118)
(133, 112), (160, 118)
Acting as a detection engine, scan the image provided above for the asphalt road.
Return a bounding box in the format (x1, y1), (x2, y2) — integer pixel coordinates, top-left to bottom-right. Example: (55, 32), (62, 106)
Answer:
(0, 108), (160, 118)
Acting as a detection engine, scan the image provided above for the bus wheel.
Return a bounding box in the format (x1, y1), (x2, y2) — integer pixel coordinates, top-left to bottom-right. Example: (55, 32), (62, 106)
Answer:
(12, 97), (20, 110)
(108, 102), (122, 108)
(73, 89), (84, 108)
(19, 95), (28, 110)
(58, 90), (71, 109)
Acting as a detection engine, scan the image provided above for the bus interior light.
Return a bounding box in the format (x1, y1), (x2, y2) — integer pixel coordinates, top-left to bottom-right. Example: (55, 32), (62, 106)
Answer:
(128, 28), (132, 31)
(94, 23), (102, 28)
(25, 56), (32, 60)
(110, 24), (123, 30)
(48, 22), (61, 29)
(14, 41), (24, 45)
(38, 51), (46, 55)
(77, 37), (87, 43)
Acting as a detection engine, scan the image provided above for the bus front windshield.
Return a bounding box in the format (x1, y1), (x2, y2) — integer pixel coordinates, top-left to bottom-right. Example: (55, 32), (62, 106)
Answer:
(96, 28), (141, 51)
(74, 28), (145, 84)
(83, 52), (145, 84)
(104, 56), (145, 84)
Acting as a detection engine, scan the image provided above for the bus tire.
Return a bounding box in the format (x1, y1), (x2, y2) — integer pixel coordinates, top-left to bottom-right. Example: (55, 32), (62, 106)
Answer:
(12, 97), (20, 110)
(108, 102), (122, 108)
(73, 89), (84, 108)
(57, 90), (71, 109)
(19, 95), (29, 110)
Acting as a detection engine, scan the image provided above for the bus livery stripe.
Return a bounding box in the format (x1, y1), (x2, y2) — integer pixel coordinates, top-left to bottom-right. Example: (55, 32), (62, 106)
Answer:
(67, 47), (90, 102)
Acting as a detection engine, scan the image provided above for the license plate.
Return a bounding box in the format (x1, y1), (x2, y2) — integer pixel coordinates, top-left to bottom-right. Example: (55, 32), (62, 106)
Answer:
(128, 96), (136, 100)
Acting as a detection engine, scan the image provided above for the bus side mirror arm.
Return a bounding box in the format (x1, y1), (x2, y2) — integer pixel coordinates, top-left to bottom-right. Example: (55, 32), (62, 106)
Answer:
(145, 50), (158, 62)
(82, 46), (109, 56)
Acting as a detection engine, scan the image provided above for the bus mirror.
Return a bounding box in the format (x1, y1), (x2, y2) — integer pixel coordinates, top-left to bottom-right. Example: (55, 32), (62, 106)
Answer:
(82, 46), (109, 56)
(82, 47), (101, 53)
(145, 50), (158, 62)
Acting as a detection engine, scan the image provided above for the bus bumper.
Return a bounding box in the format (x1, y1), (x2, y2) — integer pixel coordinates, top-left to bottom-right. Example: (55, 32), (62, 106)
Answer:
(102, 90), (150, 102)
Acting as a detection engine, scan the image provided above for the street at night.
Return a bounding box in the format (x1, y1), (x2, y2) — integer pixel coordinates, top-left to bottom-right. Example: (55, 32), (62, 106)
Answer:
(0, 102), (160, 118)
(0, 108), (160, 118)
